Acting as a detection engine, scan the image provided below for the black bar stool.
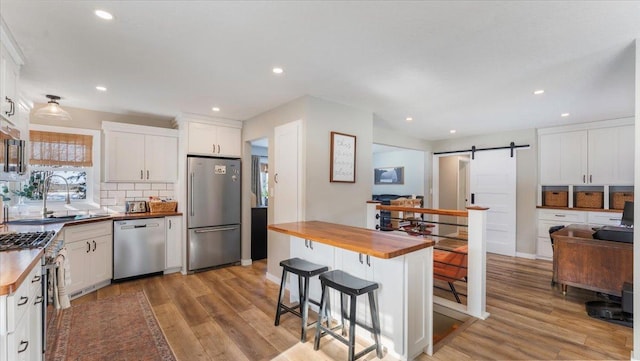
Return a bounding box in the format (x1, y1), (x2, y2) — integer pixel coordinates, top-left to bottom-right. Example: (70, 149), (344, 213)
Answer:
(314, 270), (383, 361)
(274, 257), (329, 342)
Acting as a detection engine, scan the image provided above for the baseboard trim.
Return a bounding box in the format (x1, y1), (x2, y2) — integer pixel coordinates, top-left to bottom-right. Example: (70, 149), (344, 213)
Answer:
(516, 252), (537, 260)
(241, 258), (252, 266)
(266, 272), (281, 286)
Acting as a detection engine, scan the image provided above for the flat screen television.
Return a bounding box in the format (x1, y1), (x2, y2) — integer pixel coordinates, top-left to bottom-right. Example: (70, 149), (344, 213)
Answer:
(621, 201), (634, 227)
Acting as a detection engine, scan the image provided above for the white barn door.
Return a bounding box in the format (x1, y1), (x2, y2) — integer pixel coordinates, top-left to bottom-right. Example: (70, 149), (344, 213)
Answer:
(470, 149), (516, 256)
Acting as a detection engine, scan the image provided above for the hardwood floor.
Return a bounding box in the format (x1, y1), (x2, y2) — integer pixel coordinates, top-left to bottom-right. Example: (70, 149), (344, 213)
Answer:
(70, 255), (632, 360)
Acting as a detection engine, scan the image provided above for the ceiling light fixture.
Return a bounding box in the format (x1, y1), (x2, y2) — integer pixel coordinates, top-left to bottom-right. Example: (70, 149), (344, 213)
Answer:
(450, 130), (457, 134)
(33, 94), (72, 122)
(94, 10), (113, 20)
(533, 89), (545, 95)
(96, 86), (107, 91)
(561, 113), (570, 117)
(212, 107), (220, 112)
(272, 67), (284, 74)
(405, 117), (413, 122)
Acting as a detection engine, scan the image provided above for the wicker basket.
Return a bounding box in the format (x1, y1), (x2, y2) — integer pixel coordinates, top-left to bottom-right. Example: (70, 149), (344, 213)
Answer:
(612, 192), (634, 210)
(544, 191), (568, 207)
(148, 201), (177, 213)
(575, 191), (603, 209)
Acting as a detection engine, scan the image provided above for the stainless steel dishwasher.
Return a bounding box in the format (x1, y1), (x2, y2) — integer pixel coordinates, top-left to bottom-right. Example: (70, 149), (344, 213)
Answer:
(113, 218), (165, 280)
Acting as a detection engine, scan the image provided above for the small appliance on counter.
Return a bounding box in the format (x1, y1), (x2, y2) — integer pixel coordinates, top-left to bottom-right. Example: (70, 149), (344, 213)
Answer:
(125, 200), (148, 213)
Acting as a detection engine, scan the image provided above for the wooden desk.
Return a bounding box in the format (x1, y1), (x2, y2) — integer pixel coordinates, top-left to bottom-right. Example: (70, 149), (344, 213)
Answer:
(551, 224), (632, 296)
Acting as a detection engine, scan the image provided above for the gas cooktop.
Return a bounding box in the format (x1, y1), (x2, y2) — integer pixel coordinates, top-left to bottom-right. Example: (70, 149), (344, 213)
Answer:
(0, 231), (56, 251)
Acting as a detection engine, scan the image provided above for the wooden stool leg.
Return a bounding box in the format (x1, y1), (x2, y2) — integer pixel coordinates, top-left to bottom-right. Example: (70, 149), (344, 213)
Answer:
(274, 269), (288, 326)
(347, 294), (357, 361)
(314, 284), (328, 351)
(300, 275), (310, 342)
(368, 292), (383, 359)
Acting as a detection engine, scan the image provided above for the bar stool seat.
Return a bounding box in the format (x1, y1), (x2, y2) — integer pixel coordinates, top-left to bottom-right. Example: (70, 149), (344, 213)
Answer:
(314, 270), (383, 361)
(274, 257), (329, 342)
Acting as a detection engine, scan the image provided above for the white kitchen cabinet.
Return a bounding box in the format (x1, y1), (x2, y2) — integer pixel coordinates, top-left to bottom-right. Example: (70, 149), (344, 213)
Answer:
(539, 124), (634, 186)
(165, 216), (182, 272)
(187, 122), (241, 157)
(587, 211), (623, 226)
(0, 36), (22, 123)
(102, 122), (179, 182)
(587, 126), (634, 185)
(1, 263), (43, 361)
(536, 209), (587, 260)
(539, 131), (588, 185)
(289, 237), (334, 311)
(334, 248), (405, 356)
(64, 221), (113, 298)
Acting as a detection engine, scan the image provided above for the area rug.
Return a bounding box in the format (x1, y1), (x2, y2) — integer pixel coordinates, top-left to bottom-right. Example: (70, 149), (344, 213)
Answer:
(48, 291), (176, 361)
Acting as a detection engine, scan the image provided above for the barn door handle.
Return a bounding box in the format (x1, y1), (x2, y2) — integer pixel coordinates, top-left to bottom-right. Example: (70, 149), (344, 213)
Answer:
(471, 193), (475, 205)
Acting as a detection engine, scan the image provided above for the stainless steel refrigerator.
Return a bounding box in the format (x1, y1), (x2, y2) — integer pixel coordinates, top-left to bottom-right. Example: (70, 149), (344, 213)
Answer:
(187, 156), (241, 272)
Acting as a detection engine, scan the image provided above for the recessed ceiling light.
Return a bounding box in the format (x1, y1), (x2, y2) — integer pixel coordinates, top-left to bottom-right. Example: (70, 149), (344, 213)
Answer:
(272, 67), (284, 74)
(561, 113), (570, 117)
(450, 129), (457, 134)
(95, 86), (107, 91)
(533, 89), (545, 95)
(212, 107), (220, 112)
(95, 10), (113, 20)
(405, 117), (413, 122)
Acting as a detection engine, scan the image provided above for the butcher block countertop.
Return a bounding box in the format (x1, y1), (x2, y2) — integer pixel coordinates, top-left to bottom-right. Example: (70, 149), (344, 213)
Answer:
(0, 211), (182, 296)
(268, 220), (434, 259)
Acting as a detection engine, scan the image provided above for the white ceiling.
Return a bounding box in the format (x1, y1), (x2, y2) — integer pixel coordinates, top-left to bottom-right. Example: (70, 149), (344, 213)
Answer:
(1, 1), (638, 140)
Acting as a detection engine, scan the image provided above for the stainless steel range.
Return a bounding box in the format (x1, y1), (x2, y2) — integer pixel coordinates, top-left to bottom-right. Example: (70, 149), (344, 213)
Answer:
(0, 231), (56, 251)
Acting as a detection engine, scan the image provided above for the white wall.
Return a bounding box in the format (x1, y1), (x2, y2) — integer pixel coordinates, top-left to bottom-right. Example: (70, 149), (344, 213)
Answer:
(242, 96), (308, 277)
(373, 148), (425, 196)
(431, 128), (537, 255)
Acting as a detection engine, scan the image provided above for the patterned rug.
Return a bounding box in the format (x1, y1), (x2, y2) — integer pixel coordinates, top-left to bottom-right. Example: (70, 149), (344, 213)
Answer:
(47, 291), (176, 361)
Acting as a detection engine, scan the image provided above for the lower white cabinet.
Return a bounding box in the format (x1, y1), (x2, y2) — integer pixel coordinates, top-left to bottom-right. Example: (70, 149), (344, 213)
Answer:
(65, 221), (113, 298)
(289, 237), (431, 360)
(536, 208), (623, 259)
(1, 264), (43, 361)
(165, 216), (182, 272)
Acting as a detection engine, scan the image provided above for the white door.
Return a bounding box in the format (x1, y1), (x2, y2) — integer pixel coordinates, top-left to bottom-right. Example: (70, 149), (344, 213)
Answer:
(470, 149), (516, 256)
(274, 120), (302, 224)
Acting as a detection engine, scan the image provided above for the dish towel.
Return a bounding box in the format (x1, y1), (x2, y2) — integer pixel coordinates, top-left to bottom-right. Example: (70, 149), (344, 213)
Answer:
(55, 247), (71, 309)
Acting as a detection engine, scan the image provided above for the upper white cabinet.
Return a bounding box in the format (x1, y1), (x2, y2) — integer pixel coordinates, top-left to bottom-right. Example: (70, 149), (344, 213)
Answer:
(187, 121), (241, 157)
(102, 122), (178, 182)
(539, 120), (634, 185)
(0, 20), (23, 124)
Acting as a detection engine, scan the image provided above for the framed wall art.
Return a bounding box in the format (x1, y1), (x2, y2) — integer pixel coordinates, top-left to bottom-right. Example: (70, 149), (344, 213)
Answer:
(374, 166), (404, 185)
(330, 131), (356, 183)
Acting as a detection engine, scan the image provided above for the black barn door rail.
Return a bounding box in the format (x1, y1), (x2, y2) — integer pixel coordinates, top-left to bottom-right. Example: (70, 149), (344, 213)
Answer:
(434, 142), (530, 159)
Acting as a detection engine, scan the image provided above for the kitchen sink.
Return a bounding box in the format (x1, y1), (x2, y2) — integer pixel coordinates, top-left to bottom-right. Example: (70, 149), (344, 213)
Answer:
(6, 214), (111, 225)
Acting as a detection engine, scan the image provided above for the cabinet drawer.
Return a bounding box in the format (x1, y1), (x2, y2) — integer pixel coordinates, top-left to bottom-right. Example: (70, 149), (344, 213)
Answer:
(64, 220), (112, 242)
(538, 209), (586, 223)
(537, 219), (576, 238)
(537, 237), (553, 259)
(6, 265), (39, 334)
(587, 211), (623, 226)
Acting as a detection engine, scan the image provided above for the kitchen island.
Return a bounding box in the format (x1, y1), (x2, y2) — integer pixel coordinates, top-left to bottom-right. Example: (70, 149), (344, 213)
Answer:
(268, 220), (435, 360)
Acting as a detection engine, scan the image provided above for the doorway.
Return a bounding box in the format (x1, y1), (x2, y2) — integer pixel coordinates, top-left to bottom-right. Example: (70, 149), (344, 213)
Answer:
(250, 138), (268, 261)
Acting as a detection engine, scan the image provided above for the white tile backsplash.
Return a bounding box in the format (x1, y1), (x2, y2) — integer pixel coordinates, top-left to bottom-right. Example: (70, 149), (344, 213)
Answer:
(100, 182), (175, 209)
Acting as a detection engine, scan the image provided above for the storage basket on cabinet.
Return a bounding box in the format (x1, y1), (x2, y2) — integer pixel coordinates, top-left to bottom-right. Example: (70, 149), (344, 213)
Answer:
(544, 191), (568, 207)
(612, 192), (634, 210)
(575, 192), (603, 209)
(149, 201), (177, 213)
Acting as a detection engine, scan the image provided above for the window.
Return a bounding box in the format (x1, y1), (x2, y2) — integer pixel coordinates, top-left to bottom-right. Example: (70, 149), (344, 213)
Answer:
(16, 125), (100, 205)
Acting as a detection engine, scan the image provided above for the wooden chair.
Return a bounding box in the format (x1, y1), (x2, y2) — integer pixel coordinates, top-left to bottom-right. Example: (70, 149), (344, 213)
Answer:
(433, 245), (468, 303)
(389, 197), (421, 230)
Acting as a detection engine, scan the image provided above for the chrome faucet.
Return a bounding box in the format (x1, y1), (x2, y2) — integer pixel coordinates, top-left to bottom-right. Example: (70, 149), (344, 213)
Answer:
(42, 174), (71, 218)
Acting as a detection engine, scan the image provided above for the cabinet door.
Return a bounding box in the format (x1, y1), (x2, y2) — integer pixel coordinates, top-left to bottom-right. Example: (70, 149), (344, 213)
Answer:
(289, 237), (333, 310)
(145, 135), (178, 182)
(66, 240), (90, 294)
(334, 249), (370, 323)
(89, 235), (113, 285)
(105, 131), (145, 181)
(0, 45), (19, 121)
(217, 126), (241, 157)
(29, 287), (43, 361)
(588, 126), (634, 185)
(187, 122), (218, 155)
(539, 131), (587, 184)
(165, 216), (182, 270)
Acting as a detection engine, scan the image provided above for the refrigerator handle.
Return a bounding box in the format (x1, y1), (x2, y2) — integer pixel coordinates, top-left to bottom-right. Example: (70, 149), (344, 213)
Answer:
(190, 172), (195, 217)
(194, 226), (239, 233)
